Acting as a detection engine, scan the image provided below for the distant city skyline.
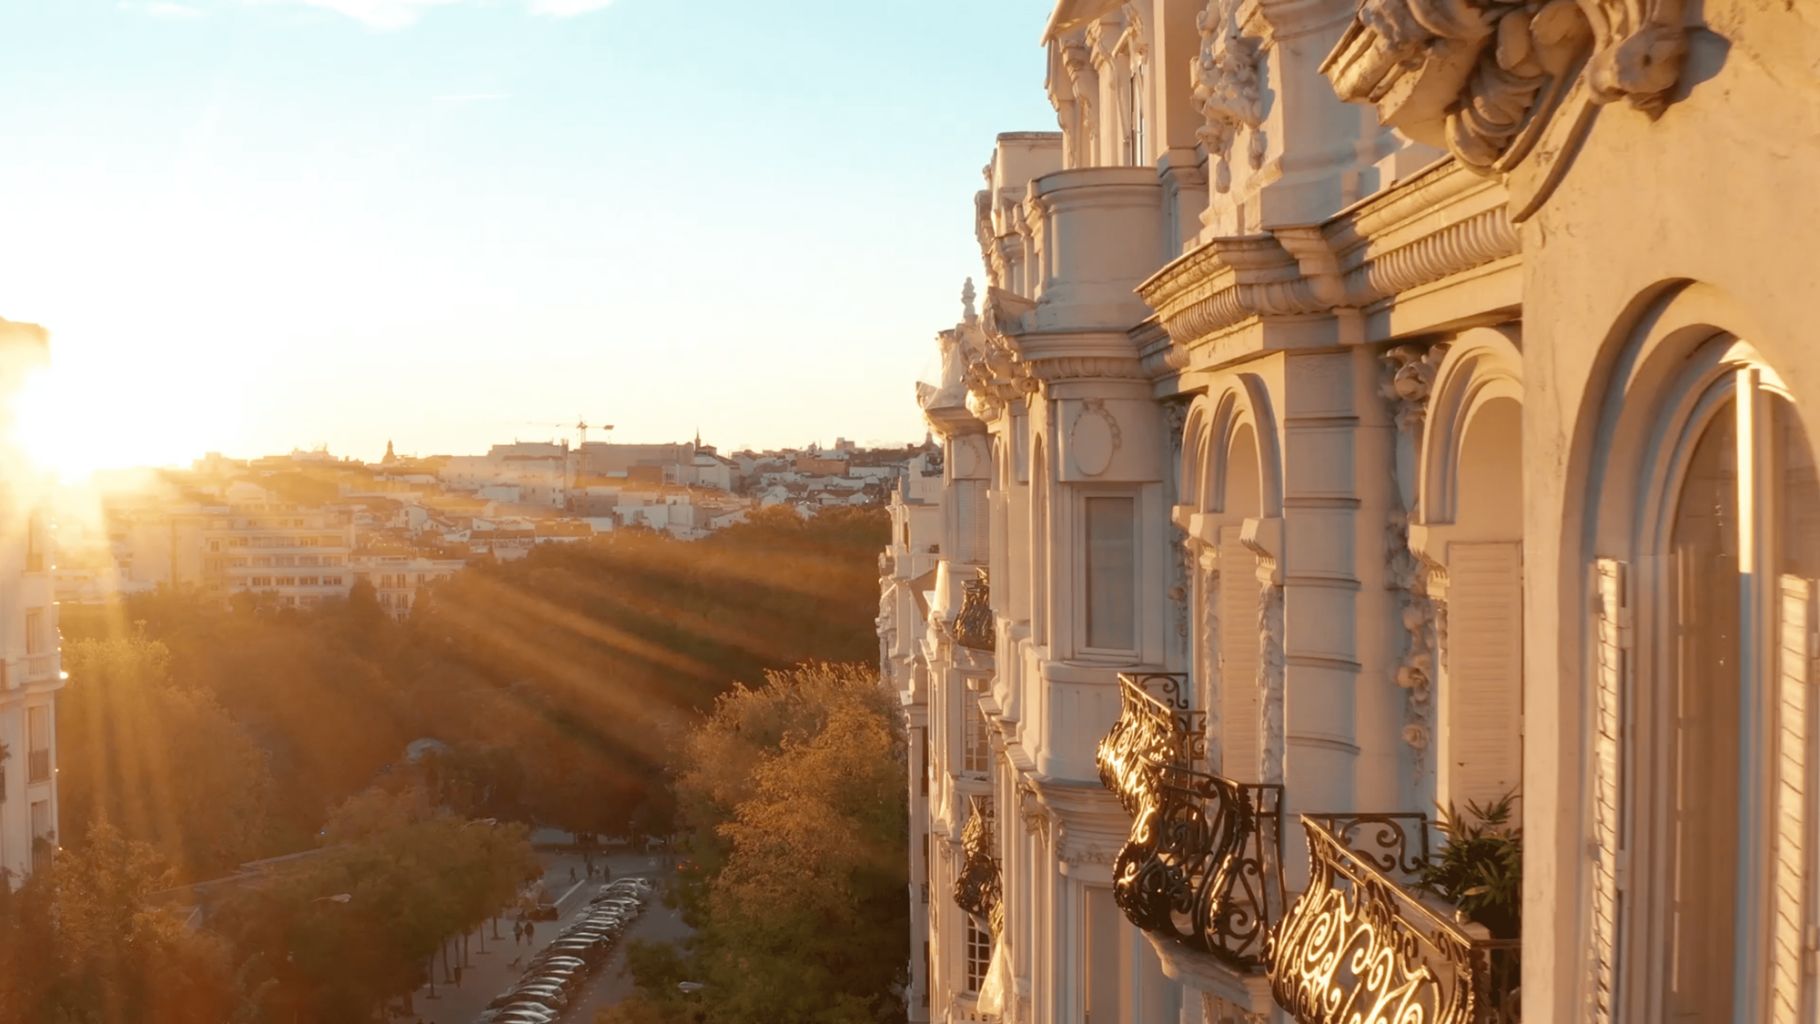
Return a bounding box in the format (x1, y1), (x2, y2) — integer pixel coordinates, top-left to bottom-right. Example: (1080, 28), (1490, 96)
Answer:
(0, 0), (1056, 478)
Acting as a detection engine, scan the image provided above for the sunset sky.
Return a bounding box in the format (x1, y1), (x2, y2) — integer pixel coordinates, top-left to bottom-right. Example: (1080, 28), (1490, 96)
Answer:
(0, 0), (1056, 476)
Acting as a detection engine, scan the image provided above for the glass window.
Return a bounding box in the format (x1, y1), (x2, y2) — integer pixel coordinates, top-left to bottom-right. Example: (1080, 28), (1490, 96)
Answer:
(964, 915), (991, 994)
(1656, 383), (1820, 1019)
(1085, 495), (1136, 650)
(962, 703), (989, 776)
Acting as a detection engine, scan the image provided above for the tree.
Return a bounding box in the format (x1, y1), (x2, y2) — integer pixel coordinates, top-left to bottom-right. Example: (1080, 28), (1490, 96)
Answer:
(629, 662), (908, 1024)
(0, 822), (236, 1024)
(214, 795), (538, 1023)
(59, 634), (274, 878)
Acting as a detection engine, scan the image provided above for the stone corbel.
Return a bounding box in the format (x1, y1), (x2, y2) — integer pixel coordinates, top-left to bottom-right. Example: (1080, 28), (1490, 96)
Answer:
(1406, 522), (1455, 601)
(1272, 226), (1364, 345)
(1240, 516), (1283, 585)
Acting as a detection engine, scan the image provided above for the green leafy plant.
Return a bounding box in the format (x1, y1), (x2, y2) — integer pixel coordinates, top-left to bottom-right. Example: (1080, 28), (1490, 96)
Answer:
(1416, 791), (1521, 939)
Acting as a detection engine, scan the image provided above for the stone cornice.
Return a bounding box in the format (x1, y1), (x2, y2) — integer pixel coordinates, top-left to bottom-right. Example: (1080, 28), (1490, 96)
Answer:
(1138, 160), (1518, 353)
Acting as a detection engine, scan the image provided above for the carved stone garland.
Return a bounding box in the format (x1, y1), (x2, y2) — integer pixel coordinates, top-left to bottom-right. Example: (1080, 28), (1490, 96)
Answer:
(1257, 564), (1286, 785)
(1200, 556), (1223, 771)
(1193, 0), (1266, 194)
(1381, 343), (1449, 766)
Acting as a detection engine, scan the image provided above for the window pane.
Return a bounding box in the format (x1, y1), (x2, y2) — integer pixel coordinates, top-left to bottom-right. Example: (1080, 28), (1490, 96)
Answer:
(1666, 398), (1739, 1020)
(1085, 496), (1136, 650)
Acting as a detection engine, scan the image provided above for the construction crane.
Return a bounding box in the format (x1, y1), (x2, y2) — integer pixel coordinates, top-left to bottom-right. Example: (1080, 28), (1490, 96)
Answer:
(505, 418), (614, 448)
(574, 418), (615, 447)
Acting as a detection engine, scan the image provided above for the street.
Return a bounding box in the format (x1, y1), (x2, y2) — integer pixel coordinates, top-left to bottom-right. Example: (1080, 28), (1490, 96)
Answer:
(399, 846), (688, 1024)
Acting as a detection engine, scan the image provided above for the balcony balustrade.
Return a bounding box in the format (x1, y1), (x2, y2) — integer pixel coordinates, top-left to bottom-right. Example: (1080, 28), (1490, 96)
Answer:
(953, 795), (1003, 934)
(1097, 672), (1286, 968)
(1267, 814), (1520, 1024)
(24, 653), (57, 682)
(953, 570), (995, 652)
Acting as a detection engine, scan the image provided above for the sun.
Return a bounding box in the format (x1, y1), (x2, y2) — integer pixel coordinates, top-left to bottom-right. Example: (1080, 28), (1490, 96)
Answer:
(9, 365), (111, 484)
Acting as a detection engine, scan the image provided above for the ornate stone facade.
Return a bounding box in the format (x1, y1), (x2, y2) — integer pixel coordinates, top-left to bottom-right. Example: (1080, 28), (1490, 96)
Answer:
(885, 3), (1819, 1023)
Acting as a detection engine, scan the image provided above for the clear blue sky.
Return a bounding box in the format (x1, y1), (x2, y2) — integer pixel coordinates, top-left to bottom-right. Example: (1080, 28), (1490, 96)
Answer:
(0, 0), (1058, 472)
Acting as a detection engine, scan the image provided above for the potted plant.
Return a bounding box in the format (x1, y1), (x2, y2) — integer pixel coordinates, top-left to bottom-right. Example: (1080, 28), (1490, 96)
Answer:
(1416, 791), (1521, 940)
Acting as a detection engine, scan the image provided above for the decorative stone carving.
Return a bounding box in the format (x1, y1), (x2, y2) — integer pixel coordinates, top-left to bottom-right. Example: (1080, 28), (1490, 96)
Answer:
(962, 276), (978, 325)
(1380, 342), (1449, 439)
(1192, 0), (1266, 194)
(1054, 823), (1122, 867)
(1018, 780), (1049, 837)
(1170, 528), (1192, 645)
(1067, 399), (1122, 477)
(1257, 573), (1285, 785)
(1381, 342), (1449, 765)
(1322, 0), (1687, 211)
(1199, 558), (1223, 769)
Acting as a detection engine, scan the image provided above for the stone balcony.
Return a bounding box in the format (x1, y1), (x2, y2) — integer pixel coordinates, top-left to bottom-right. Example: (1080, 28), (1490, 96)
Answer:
(1267, 814), (1520, 1024)
(1096, 672), (1286, 970)
(1017, 166), (1165, 337)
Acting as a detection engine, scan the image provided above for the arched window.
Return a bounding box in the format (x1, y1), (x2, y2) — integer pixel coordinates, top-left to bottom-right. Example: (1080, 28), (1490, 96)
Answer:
(1595, 343), (1820, 1021)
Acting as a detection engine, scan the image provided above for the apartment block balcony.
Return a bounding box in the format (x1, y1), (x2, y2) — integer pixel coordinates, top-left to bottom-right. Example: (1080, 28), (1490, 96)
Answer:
(1097, 672), (1286, 969)
(24, 653), (57, 683)
(953, 570), (995, 652)
(953, 795), (1002, 934)
(1267, 814), (1520, 1024)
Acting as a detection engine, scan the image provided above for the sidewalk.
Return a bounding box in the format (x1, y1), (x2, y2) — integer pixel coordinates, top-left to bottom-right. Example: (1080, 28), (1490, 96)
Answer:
(398, 848), (608, 1024)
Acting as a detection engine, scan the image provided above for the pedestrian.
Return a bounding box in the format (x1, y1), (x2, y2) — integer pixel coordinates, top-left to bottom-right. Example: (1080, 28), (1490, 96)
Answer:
(525, 920), (535, 942)
(569, 866), (577, 883)
(512, 921), (522, 945)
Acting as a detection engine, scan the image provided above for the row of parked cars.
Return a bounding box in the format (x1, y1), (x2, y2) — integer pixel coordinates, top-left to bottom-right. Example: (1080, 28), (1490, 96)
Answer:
(473, 876), (655, 1024)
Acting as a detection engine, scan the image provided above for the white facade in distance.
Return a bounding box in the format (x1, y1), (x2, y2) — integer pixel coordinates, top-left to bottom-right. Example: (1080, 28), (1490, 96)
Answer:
(0, 318), (62, 887)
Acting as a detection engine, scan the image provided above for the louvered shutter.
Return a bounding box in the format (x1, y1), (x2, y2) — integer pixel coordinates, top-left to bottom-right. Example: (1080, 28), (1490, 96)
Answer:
(1444, 542), (1525, 809)
(1589, 558), (1629, 1024)
(1772, 575), (1815, 1024)
(1218, 525), (1260, 781)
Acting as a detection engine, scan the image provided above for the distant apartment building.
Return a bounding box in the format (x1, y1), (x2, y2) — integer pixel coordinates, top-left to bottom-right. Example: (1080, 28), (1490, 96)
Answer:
(115, 485), (358, 610)
(202, 493), (356, 609)
(350, 553), (465, 619)
(0, 318), (62, 886)
(440, 442), (573, 509)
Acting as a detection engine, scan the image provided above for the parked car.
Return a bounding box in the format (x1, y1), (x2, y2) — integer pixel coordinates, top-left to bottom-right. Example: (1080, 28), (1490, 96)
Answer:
(525, 903), (560, 921)
(509, 984), (567, 1008)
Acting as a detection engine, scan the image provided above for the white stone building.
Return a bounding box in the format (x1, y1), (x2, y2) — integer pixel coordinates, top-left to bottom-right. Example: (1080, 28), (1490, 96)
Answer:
(0, 319), (62, 886)
(879, 2), (1820, 1023)
(350, 553), (465, 619)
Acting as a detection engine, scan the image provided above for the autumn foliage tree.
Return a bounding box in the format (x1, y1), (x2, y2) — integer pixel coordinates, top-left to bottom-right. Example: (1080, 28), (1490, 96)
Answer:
(605, 663), (909, 1024)
(0, 822), (236, 1024)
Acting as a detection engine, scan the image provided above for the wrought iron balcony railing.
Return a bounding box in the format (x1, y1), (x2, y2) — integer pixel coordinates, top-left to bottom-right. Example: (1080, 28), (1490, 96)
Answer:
(953, 795), (1003, 934)
(1097, 672), (1285, 969)
(953, 570), (994, 652)
(1097, 673), (1202, 806)
(27, 749), (50, 784)
(1267, 814), (1520, 1024)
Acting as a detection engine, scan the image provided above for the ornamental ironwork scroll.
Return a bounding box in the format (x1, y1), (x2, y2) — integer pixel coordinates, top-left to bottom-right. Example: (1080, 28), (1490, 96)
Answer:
(954, 795), (1004, 935)
(1266, 815), (1520, 1024)
(1097, 672), (1204, 810)
(1096, 672), (1285, 968)
(954, 569), (996, 652)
